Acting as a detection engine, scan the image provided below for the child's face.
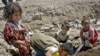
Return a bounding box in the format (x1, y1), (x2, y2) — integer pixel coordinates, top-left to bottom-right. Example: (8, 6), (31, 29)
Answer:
(61, 26), (69, 35)
(82, 22), (90, 31)
(11, 11), (22, 23)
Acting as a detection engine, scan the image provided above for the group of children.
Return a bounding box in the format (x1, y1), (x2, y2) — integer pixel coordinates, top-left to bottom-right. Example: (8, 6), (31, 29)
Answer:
(3, 2), (98, 56)
(54, 16), (98, 56)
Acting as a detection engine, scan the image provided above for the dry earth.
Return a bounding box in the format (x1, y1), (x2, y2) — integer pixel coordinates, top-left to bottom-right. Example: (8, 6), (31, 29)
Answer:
(0, 0), (100, 56)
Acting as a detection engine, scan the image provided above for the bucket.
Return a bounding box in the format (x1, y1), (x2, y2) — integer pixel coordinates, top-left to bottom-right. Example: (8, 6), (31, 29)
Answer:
(52, 52), (59, 56)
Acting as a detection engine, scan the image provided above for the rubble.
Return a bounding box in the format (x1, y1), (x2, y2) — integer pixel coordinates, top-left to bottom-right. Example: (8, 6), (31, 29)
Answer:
(32, 13), (43, 20)
(40, 24), (54, 32)
(77, 47), (100, 56)
(96, 19), (100, 26)
(0, 0), (100, 56)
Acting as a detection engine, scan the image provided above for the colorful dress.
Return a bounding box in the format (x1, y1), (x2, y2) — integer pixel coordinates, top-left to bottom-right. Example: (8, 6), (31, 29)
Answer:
(80, 27), (98, 45)
(3, 21), (31, 56)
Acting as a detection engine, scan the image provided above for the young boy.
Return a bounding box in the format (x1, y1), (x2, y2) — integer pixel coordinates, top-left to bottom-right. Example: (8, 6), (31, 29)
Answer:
(80, 16), (98, 50)
(54, 23), (73, 56)
(30, 33), (59, 56)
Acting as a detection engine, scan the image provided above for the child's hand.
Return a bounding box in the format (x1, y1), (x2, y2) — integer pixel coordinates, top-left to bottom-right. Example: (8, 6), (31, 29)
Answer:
(66, 40), (72, 44)
(15, 40), (26, 45)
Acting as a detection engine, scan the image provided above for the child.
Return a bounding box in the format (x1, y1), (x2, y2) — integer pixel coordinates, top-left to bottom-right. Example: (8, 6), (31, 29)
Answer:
(30, 33), (59, 56)
(80, 16), (98, 50)
(3, 2), (31, 56)
(54, 23), (73, 56)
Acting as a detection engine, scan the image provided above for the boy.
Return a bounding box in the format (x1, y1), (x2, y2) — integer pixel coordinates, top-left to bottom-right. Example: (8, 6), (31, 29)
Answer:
(54, 23), (73, 56)
(30, 33), (59, 56)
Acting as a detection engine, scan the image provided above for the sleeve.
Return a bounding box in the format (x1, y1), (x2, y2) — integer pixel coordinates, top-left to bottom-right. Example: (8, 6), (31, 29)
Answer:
(68, 35), (73, 40)
(3, 25), (15, 45)
(89, 30), (93, 40)
(54, 33), (60, 42)
(66, 35), (72, 43)
(89, 29), (98, 44)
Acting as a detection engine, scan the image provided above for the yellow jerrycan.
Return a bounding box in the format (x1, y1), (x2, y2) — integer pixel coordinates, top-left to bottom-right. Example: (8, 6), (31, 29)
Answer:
(52, 52), (59, 56)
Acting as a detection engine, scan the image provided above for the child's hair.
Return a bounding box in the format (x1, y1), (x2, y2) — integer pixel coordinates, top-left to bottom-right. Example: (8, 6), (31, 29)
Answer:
(61, 22), (70, 30)
(81, 16), (90, 25)
(3, 2), (22, 20)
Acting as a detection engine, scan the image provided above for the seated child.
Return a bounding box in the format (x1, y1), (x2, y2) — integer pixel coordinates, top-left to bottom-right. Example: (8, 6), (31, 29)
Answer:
(54, 23), (73, 56)
(80, 16), (98, 50)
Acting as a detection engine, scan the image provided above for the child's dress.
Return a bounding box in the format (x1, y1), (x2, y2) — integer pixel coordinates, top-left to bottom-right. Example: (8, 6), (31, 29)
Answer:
(4, 21), (31, 56)
(80, 27), (98, 45)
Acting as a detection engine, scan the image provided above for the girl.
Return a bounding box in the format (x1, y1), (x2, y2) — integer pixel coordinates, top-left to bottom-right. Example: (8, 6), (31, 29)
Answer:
(80, 16), (98, 50)
(3, 2), (31, 56)
(54, 23), (73, 56)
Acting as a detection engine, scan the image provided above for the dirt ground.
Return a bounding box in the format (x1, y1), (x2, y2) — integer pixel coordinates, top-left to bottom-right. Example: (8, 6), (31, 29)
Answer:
(78, 46), (100, 56)
(0, 0), (100, 56)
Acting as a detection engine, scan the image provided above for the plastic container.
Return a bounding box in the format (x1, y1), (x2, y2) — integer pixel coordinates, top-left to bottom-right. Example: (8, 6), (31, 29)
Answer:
(52, 52), (59, 56)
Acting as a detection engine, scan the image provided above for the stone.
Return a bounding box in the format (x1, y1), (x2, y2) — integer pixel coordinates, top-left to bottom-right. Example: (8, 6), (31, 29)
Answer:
(40, 24), (53, 32)
(0, 48), (12, 56)
(32, 13), (43, 20)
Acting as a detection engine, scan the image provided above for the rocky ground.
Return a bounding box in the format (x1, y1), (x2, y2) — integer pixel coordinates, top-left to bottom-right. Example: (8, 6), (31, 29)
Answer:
(77, 44), (100, 56)
(0, 0), (100, 56)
